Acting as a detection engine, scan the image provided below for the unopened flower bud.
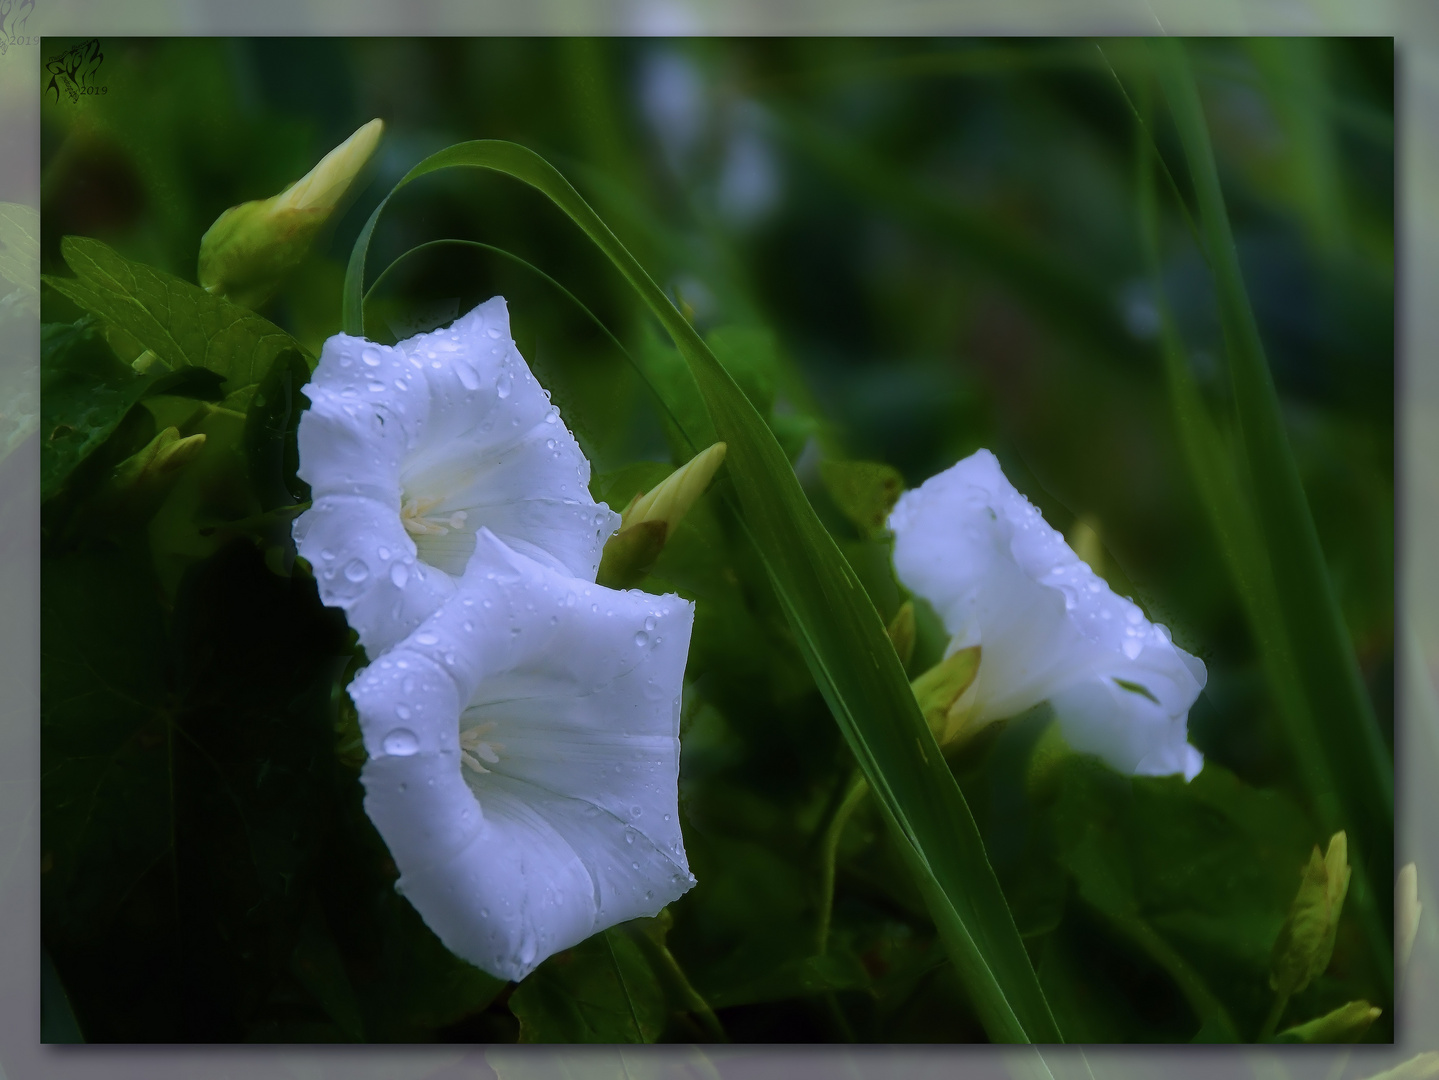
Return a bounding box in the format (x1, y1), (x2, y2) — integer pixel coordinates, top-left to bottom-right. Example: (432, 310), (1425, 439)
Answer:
(1270, 831), (1351, 1000)
(1398, 862), (1421, 977)
(887, 600), (916, 671)
(910, 646), (981, 745)
(598, 443), (727, 589)
(198, 118), (384, 310)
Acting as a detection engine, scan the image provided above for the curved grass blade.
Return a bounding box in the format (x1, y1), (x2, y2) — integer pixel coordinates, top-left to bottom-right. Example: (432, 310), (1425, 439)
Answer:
(1150, 39), (1393, 987)
(343, 139), (1062, 1044)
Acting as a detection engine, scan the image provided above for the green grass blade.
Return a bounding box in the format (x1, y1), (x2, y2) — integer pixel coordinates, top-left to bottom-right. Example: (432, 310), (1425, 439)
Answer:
(342, 139), (1062, 1044)
(1151, 39), (1393, 985)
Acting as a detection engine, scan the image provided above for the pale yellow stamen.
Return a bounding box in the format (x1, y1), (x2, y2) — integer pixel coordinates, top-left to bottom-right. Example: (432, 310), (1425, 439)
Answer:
(401, 494), (469, 537)
(460, 724), (503, 774)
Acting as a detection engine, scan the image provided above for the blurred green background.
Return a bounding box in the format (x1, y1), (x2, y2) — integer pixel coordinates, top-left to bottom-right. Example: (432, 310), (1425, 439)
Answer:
(37, 37), (1393, 1043)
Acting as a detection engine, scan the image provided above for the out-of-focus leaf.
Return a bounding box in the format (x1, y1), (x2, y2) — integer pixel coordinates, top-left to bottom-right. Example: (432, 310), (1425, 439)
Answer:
(244, 346), (311, 514)
(42, 236), (311, 409)
(291, 898), (366, 1042)
(42, 542), (353, 1039)
(509, 928), (668, 1043)
(0, 202), (40, 310)
(1047, 756), (1324, 1040)
(41, 949), (85, 1044)
(820, 459), (906, 540)
(1153, 39), (1393, 988)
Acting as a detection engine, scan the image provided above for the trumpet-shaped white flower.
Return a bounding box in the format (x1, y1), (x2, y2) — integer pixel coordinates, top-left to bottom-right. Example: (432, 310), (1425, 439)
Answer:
(293, 298), (622, 656)
(350, 529), (696, 981)
(888, 449), (1206, 780)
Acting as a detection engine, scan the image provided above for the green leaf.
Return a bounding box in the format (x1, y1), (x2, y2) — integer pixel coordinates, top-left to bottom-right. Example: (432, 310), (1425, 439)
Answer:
(42, 236), (311, 409)
(40, 319), (155, 502)
(509, 928), (669, 1043)
(42, 542), (354, 1039)
(1048, 757), (1326, 1040)
(820, 459), (906, 540)
(342, 138), (1061, 1043)
(1274, 998), (1380, 1044)
(291, 898), (366, 1041)
(1269, 833), (1351, 1000)
(41, 949), (85, 1044)
(1152, 39), (1393, 988)
(243, 347), (311, 513)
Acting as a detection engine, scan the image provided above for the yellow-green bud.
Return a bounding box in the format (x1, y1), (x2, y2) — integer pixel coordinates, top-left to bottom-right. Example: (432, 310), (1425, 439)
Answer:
(910, 646), (980, 745)
(1275, 999), (1381, 1044)
(1270, 831), (1352, 1000)
(623, 442), (727, 533)
(198, 118), (384, 310)
(887, 600), (916, 671)
(1398, 862), (1421, 977)
(597, 443), (727, 590)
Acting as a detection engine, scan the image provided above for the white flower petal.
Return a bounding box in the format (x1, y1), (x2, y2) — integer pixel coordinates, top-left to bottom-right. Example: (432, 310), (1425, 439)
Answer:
(889, 448), (1205, 778)
(292, 493), (455, 656)
(293, 297), (622, 648)
(351, 529), (695, 981)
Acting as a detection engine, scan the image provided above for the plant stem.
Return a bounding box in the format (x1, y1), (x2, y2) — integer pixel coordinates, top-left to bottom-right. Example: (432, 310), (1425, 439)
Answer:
(1260, 991), (1290, 1042)
(626, 923), (729, 1043)
(816, 770), (870, 956)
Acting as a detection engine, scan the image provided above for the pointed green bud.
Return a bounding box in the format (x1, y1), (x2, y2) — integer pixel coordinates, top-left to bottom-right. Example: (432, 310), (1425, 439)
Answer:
(1398, 862), (1421, 976)
(1270, 831), (1352, 999)
(1275, 999), (1381, 1044)
(624, 441), (727, 533)
(887, 600), (916, 671)
(910, 646), (981, 745)
(87, 426), (207, 535)
(198, 118), (384, 309)
(597, 443), (727, 589)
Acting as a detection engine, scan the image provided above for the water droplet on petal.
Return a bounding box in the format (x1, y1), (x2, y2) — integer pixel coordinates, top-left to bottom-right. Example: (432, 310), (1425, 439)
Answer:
(390, 562), (410, 588)
(395, 704), (411, 720)
(644, 615), (657, 632)
(382, 728), (419, 756)
(455, 361), (481, 391)
(415, 632), (439, 646)
(496, 372), (512, 399)
(344, 559), (369, 582)
(362, 348), (383, 367)
(633, 631), (649, 647)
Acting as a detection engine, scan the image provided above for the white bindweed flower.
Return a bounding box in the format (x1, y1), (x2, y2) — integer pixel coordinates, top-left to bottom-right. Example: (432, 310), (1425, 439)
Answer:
(888, 449), (1206, 780)
(293, 297), (622, 656)
(350, 529), (696, 981)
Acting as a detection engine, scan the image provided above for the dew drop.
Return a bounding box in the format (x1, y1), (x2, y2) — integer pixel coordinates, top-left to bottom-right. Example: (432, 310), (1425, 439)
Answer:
(633, 631), (649, 647)
(368, 382), (386, 393)
(395, 704), (411, 720)
(344, 559), (369, 582)
(455, 361), (481, 391)
(625, 831), (635, 845)
(1122, 637), (1143, 660)
(545, 438), (556, 450)
(496, 372), (513, 399)
(415, 632), (439, 646)
(644, 615), (657, 632)
(319, 548), (336, 562)
(362, 348), (383, 367)
(390, 561), (410, 588)
(382, 728), (419, 756)
(378, 545), (391, 560)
